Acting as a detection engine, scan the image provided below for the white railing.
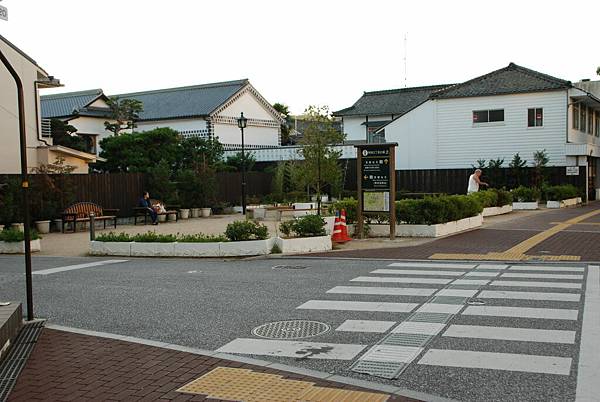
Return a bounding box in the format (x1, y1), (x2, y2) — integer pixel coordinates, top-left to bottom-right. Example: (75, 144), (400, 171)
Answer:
(223, 144), (357, 162)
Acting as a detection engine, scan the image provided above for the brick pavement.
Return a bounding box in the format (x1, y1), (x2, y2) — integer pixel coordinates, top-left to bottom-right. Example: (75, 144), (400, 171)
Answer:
(7, 329), (420, 402)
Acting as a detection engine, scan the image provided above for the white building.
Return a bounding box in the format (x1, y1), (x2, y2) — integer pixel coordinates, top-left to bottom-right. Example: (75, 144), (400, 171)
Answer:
(41, 79), (284, 153)
(336, 63), (600, 199)
(1, 34), (100, 174)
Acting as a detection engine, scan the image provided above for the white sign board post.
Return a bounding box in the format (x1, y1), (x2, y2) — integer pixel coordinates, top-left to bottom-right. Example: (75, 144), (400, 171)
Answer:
(0, 5), (7, 21)
(566, 166), (579, 176)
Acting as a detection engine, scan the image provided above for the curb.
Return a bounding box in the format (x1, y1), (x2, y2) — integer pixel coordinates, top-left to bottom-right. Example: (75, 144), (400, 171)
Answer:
(45, 324), (455, 402)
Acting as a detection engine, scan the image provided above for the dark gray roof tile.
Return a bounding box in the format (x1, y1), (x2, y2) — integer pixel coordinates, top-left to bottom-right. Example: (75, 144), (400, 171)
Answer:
(41, 89), (104, 118)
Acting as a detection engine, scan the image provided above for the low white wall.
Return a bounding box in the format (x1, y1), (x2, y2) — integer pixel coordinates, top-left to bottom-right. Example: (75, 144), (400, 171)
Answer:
(0, 240), (41, 254)
(90, 239), (274, 257)
(367, 214), (483, 238)
(483, 204), (513, 217)
(546, 197), (579, 209)
(513, 202), (539, 210)
(276, 236), (332, 254)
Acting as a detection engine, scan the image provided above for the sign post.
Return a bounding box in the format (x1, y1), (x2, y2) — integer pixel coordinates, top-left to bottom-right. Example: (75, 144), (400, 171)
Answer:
(355, 143), (397, 240)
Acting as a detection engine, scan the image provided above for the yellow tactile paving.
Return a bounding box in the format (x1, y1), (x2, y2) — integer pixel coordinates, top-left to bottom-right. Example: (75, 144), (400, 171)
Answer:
(430, 208), (600, 262)
(177, 367), (390, 402)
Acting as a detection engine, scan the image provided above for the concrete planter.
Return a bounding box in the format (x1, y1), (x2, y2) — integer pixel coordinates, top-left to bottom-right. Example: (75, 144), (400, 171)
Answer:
(513, 201), (539, 210)
(483, 204), (513, 217)
(168, 213), (178, 222)
(0, 239), (41, 254)
(53, 219), (62, 232)
(35, 220), (51, 234)
(201, 208), (211, 217)
(219, 238), (273, 256)
(395, 214), (483, 238)
(190, 208), (200, 218)
(546, 197), (579, 209)
(0, 225), (4, 231)
(276, 235), (332, 254)
(89, 241), (132, 256)
(173, 242), (221, 257)
(158, 214), (167, 223)
(10, 223), (24, 232)
(131, 242), (176, 257)
(179, 209), (190, 219)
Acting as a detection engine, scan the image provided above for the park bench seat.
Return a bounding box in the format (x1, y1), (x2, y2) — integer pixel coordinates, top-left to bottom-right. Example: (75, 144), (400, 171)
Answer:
(61, 202), (118, 233)
(133, 199), (179, 225)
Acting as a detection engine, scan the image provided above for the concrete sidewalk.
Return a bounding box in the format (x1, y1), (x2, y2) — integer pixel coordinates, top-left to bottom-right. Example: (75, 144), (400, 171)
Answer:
(7, 325), (427, 402)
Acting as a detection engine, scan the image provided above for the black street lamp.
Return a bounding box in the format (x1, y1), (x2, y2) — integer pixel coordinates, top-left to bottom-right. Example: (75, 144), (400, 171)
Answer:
(237, 112), (248, 215)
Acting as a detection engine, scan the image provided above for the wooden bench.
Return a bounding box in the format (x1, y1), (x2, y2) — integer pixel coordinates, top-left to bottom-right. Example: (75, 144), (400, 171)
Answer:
(61, 202), (119, 233)
(133, 200), (179, 225)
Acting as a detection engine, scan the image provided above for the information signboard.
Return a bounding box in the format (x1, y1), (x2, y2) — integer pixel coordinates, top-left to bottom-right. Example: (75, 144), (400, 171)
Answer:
(0, 5), (7, 21)
(566, 166), (579, 176)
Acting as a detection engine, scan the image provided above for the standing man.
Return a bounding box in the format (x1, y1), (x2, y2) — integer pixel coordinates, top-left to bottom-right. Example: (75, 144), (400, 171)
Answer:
(467, 169), (489, 194)
(139, 191), (158, 225)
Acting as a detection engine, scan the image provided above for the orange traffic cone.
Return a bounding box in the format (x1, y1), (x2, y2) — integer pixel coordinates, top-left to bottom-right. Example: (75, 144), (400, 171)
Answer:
(331, 209), (352, 243)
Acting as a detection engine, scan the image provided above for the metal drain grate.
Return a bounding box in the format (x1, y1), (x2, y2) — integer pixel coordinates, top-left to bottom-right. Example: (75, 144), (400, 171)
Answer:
(0, 320), (45, 401)
(381, 333), (431, 347)
(351, 360), (406, 379)
(408, 312), (453, 323)
(430, 296), (468, 305)
(272, 265), (309, 270)
(252, 320), (329, 339)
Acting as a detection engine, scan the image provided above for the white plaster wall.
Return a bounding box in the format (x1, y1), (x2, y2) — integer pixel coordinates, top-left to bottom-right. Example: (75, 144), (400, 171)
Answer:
(0, 38), (46, 173)
(383, 101), (436, 169)
(88, 98), (110, 108)
(218, 90), (275, 121)
(214, 124), (279, 146)
(137, 118), (208, 134)
(567, 88), (600, 148)
(341, 115), (393, 141)
(436, 91), (568, 168)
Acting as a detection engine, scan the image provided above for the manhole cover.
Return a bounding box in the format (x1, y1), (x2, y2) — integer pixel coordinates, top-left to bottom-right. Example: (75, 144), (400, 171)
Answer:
(252, 320), (330, 339)
(272, 265), (308, 270)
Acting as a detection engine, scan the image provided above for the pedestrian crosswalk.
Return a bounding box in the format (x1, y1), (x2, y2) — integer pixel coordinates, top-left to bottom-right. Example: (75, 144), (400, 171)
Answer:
(217, 260), (592, 388)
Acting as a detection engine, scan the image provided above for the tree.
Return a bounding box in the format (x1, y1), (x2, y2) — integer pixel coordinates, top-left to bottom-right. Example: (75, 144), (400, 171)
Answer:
(297, 105), (345, 214)
(532, 149), (549, 188)
(98, 127), (180, 172)
(472, 159), (486, 170)
(177, 136), (224, 171)
(509, 153), (527, 187)
(225, 151), (256, 172)
(486, 158), (505, 188)
(50, 119), (90, 153)
(104, 97), (143, 136)
(273, 102), (291, 145)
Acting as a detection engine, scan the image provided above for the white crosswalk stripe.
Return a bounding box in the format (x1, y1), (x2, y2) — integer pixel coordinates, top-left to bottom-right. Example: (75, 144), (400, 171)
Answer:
(491, 280), (582, 289)
(501, 272), (584, 280)
(371, 269), (465, 276)
(509, 265), (585, 272)
(351, 276), (452, 284)
(462, 305), (579, 320)
(336, 320), (396, 333)
(442, 324), (576, 344)
(216, 338), (366, 360)
(297, 300), (418, 313)
(327, 286), (436, 297)
(388, 262), (476, 269)
(478, 290), (581, 302)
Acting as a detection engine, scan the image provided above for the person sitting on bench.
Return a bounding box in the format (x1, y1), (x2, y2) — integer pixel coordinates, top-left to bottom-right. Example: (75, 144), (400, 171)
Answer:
(138, 191), (158, 225)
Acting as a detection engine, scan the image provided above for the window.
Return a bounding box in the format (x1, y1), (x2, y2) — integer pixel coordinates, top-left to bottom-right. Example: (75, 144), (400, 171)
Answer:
(595, 111), (600, 137)
(528, 108), (543, 127)
(580, 105), (587, 132)
(473, 109), (504, 124)
(588, 107), (594, 134)
(573, 103), (579, 130)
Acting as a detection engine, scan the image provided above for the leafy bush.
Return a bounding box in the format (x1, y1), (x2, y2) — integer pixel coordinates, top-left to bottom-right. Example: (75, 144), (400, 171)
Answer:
(133, 231), (178, 243)
(396, 195), (482, 225)
(178, 233), (228, 243)
(280, 215), (326, 238)
(95, 232), (132, 242)
(469, 190), (498, 208)
(543, 185), (579, 201)
(511, 186), (541, 202)
(225, 221), (269, 241)
(0, 228), (40, 242)
(493, 189), (513, 206)
(329, 198), (358, 223)
(95, 231), (226, 243)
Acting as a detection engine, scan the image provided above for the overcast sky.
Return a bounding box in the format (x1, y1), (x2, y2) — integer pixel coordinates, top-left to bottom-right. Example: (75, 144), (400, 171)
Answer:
(2, 0), (599, 114)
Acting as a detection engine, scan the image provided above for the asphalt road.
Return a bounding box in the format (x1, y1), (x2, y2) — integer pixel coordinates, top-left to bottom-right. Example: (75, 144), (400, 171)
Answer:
(1, 255), (595, 401)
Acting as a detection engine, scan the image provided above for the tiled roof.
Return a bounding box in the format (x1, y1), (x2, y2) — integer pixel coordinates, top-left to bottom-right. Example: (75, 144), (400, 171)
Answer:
(41, 89), (104, 119)
(431, 63), (572, 99)
(333, 84), (451, 117)
(112, 79), (249, 121)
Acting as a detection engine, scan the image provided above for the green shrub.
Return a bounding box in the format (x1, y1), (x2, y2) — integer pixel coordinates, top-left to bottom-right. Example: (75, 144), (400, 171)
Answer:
(493, 189), (513, 206)
(0, 228), (40, 242)
(95, 231), (225, 243)
(396, 195), (482, 225)
(279, 220), (294, 237)
(469, 190), (498, 208)
(132, 231), (178, 243)
(543, 185), (579, 201)
(292, 214), (326, 237)
(95, 232), (132, 242)
(511, 186), (541, 202)
(178, 233), (227, 243)
(329, 198), (358, 223)
(225, 220), (269, 241)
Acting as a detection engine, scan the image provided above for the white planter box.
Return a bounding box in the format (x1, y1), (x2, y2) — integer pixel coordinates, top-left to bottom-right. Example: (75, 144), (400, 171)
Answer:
(483, 204), (513, 217)
(190, 208), (200, 218)
(174, 242), (221, 257)
(89, 241), (132, 256)
(324, 216), (336, 235)
(0, 239), (41, 254)
(179, 209), (190, 219)
(513, 201), (539, 210)
(219, 239), (272, 256)
(546, 197), (579, 209)
(131, 242), (176, 257)
(276, 235), (332, 254)
(395, 214), (483, 238)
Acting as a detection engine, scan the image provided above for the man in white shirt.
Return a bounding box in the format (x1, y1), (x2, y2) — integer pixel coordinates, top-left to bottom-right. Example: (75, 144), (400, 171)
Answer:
(467, 169), (488, 193)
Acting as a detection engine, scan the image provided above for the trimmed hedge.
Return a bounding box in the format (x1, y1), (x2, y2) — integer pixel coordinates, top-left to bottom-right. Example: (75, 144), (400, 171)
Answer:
(511, 186), (541, 202)
(0, 228), (40, 242)
(329, 198), (358, 223)
(279, 214), (326, 238)
(95, 231), (228, 243)
(543, 185), (579, 201)
(469, 189), (512, 207)
(396, 195), (482, 225)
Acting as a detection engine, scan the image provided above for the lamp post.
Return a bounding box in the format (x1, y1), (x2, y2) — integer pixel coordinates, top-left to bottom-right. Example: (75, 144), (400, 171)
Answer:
(237, 112), (248, 215)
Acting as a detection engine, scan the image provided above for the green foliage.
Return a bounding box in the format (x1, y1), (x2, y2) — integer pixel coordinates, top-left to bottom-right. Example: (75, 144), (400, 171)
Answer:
(280, 215), (326, 238)
(50, 119), (91, 153)
(94, 231), (226, 243)
(472, 159), (486, 169)
(0, 177), (22, 225)
(329, 198), (358, 224)
(532, 149), (549, 188)
(297, 106), (345, 209)
(0, 228), (40, 242)
(273, 103), (291, 145)
(396, 195), (483, 225)
(30, 157), (77, 221)
(177, 136), (224, 171)
(509, 153), (527, 186)
(493, 189), (513, 206)
(99, 128), (180, 173)
(511, 186), (541, 202)
(509, 153), (527, 168)
(542, 185), (579, 201)
(469, 190), (498, 208)
(225, 220), (269, 241)
(225, 152), (256, 172)
(175, 167), (217, 208)
(147, 160), (177, 204)
(104, 97), (144, 136)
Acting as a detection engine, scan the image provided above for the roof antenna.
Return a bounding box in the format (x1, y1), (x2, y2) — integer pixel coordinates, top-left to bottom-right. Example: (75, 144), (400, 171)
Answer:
(403, 33), (408, 88)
